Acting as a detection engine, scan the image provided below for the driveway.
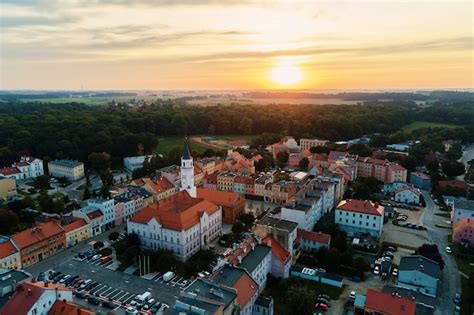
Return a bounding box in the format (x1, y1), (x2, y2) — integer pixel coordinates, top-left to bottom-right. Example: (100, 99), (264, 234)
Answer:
(421, 190), (460, 315)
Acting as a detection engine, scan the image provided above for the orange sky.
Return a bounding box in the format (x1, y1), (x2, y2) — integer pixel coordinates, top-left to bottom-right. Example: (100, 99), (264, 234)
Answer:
(1, 1), (472, 90)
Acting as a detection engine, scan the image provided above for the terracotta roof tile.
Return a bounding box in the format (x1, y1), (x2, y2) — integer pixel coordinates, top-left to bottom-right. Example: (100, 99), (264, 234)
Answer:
(11, 221), (64, 250)
(197, 188), (243, 207)
(1, 282), (44, 315)
(262, 235), (291, 264)
(0, 238), (18, 259)
(0, 167), (21, 175)
(297, 229), (331, 245)
(336, 199), (383, 216)
(48, 300), (94, 315)
(62, 219), (87, 233)
(365, 289), (416, 315)
(86, 210), (103, 220)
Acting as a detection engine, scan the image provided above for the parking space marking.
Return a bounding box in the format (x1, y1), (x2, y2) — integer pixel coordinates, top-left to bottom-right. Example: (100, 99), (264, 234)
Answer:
(90, 284), (105, 293)
(95, 285), (111, 295)
(105, 288), (119, 298)
(154, 275), (163, 282)
(101, 287), (115, 296)
(115, 291), (129, 301)
(123, 294), (136, 304)
(109, 290), (124, 300)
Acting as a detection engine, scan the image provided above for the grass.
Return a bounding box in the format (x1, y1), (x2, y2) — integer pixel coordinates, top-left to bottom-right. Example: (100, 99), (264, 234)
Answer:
(435, 223), (452, 229)
(434, 212), (451, 218)
(460, 277), (473, 315)
(22, 95), (159, 106)
(401, 121), (461, 132)
(155, 136), (209, 155)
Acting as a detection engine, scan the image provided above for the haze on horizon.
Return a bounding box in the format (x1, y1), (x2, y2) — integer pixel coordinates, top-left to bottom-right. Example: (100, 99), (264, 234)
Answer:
(0, 0), (472, 90)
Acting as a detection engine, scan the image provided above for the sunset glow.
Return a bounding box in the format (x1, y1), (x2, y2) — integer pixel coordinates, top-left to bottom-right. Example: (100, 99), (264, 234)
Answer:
(270, 58), (304, 86)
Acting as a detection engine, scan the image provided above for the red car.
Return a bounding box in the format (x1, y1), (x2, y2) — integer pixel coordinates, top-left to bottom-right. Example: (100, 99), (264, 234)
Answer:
(315, 303), (328, 311)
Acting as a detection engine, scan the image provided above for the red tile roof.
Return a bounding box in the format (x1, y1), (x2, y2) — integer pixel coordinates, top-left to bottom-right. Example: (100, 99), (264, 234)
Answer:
(86, 210), (103, 220)
(1, 282), (44, 315)
(411, 172), (430, 180)
(0, 238), (18, 259)
(297, 229), (331, 245)
(13, 162), (29, 167)
(129, 191), (219, 230)
(365, 289), (416, 315)
(146, 176), (174, 194)
(453, 218), (474, 234)
(336, 199), (383, 216)
(0, 167), (21, 175)
(48, 300), (94, 315)
(197, 188), (243, 208)
(62, 219), (87, 233)
(11, 221), (64, 250)
(232, 270), (258, 308)
(438, 180), (467, 190)
(262, 235), (291, 265)
(395, 185), (420, 196)
(224, 234), (257, 266)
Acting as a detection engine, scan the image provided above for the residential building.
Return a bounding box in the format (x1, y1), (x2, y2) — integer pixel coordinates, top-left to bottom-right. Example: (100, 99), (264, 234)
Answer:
(123, 155), (154, 172)
(290, 265), (344, 288)
(87, 199), (115, 229)
(210, 265), (259, 315)
(281, 193), (323, 231)
(113, 186), (151, 224)
(263, 181), (297, 204)
(136, 176), (175, 203)
(450, 198), (474, 225)
(453, 218), (474, 248)
(253, 295), (274, 315)
(225, 151), (255, 174)
(410, 172), (432, 190)
(234, 175), (255, 196)
(0, 178), (16, 200)
(335, 199), (384, 238)
(195, 157), (218, 175)
(311, 178), (336, 213)
(197, 188), (245, 225)
(398, 255), (441, 297)
(254, 216), (298, 257)
(297, 229), (331, 252)
(0, 156), (44, 180)
(238, 244), (272, 289)
(62, 219), (91, 248)
(48, 300), (94, 315)
(179, 279), (236, 314)
(128, 191), (222, 261)
(268, 136), (300, 159)
(383, 181), (408, 194)
(394, 185), (421, 204)
(254, 174), (272, 198)
(386, 142), (411, 152)
(72, 206), (104, 236)
(217, 171), (237, 192)
(47, 160), (84, 181)
(11, 221), (66, 267)
(299, 138), (329, 151)
(356, 157), (407, 183)
(262, 235), (291, 279)
(1, 281), (73, 315)
(0, 236), (21, 270)
(361, 289), (416, 315)
(203, 172), (218, 190)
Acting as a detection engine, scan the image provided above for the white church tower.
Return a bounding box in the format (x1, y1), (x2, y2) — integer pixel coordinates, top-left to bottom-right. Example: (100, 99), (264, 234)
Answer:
(180, 139), (196, 197)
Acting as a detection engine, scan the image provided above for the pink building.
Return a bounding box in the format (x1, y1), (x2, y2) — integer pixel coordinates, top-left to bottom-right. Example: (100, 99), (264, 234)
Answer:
(453, 218), (474, 248)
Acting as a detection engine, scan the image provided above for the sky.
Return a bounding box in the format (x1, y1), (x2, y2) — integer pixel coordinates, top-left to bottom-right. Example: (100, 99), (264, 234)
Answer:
(0, 0), (472, 90)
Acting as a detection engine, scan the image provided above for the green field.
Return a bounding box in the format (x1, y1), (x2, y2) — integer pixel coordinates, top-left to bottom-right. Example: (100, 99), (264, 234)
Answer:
(22, 95), (159, 105)
(401, 121), (461, 132)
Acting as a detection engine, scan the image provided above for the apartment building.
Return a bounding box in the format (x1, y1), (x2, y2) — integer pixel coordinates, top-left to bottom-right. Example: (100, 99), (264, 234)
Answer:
(48, 159), (84, 181)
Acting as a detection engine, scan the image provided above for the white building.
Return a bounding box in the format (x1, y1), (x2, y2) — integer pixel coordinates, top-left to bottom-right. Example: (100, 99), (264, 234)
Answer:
(179, 140), (197, 198)
(394, 185), (421, 204)
(48, 159), (84, 181)
(281, 196), (323, 231)
(87, 199), (115, 229)
(299, 138), (329, 151)
(0, 156), (43, 180)
(123, 155), (154, 172)
(0, 236), (21, 270)
(383, 181), (409, 194)
(72, 206), (104, 236)
(335, 199), (384, 238)
(128, 190), (222, 262)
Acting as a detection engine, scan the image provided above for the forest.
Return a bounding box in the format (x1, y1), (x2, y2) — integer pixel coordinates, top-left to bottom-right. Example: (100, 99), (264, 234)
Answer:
(0, 101), (472, 168)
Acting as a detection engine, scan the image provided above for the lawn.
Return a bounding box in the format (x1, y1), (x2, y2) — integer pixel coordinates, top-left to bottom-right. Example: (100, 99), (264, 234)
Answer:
(22, 95), (159, 106)
(434, 212), (451, 218)
(401, 121), (461, 132)
(461, 277), (473, 315)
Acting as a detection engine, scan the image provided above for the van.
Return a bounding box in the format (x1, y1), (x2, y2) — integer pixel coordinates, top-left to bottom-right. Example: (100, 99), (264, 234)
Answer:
(163, 271), (175, 282)
(80, 279), (92, 289)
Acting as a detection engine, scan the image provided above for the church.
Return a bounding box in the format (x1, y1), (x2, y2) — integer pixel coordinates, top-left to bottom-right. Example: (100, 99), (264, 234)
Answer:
(127, 140), (223, 261)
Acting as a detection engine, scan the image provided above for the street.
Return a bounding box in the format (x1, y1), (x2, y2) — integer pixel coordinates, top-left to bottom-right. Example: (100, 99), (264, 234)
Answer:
(457, 144), (474, 181)
(421, 190), (460, 315)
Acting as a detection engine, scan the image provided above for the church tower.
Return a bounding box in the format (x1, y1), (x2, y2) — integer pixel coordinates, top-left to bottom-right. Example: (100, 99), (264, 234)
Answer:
(180, 138), (196, 197)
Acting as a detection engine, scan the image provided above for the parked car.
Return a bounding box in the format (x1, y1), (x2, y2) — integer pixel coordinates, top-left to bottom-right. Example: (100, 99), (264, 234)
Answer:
(87, 296), (101, 305)
(454, 293), (461, 305)
(76, 291), (88, 299)
(386, 246), (397, 252)
(374, 266), (380, 275)
(103, 300), (116, 309)
(318, 294), (330, 301)
(392, 268), (399, 277)
(349, 291), (356, 300)
(446, 246), (452, 254)
(149, 303), (162, 314)
(315, 303), (328, 311)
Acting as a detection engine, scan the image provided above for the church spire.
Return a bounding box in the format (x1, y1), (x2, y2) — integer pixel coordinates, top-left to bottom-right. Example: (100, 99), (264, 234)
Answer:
(183, 137), (191, 160)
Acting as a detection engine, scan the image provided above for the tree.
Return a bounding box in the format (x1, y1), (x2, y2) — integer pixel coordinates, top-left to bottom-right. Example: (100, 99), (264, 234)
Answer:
(399, 156), (418, 172)
(310, 146), (329, 154)
(232, 221), (245, 234)
(21, 195), (35, 209)
(108, 231), (120, 242)
(239, 212), (255, 229)
(285, 286), (314, 315)
(417, 243), (444, 269)
(299, 157), (309, 171)
(276, 151), (289, 168)
(323, 248), (341, 273)
(93, 241), (105, 250)
(88, 152), (111, 173)
(445, 143), (463, 161)
(33, 175), (50, 190)
(83, 187), (91, 200)
(238, 117), (253, 134)
(0, 208), (20, 235)
(426, 160), (439, 173)
(441, 160), (465, 178)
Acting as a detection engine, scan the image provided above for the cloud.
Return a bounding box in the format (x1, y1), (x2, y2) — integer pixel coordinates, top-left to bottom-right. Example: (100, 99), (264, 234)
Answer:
(0, 15), (80, 28)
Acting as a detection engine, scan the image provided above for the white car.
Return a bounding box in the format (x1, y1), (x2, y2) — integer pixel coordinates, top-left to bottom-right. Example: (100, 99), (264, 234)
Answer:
(446, 246), (452, 254)
(349, 291), (356, 300)
(374, 266), (380, 275)
(392, 268), (399, 276)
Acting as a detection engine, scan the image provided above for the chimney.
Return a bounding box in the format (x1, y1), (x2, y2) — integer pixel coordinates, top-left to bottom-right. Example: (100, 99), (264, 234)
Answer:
(237, 255), (242, 264)
(44, 282), (49, 288)
(27, 288), (32, 296)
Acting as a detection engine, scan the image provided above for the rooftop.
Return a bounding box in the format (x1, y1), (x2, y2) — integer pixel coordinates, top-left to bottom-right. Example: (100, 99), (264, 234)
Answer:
(255, 295), (272, 308)
(185, 279), (236, 309)
(11, 221), (64, 250)
(453, 198), (474, 211)
(48, 159), (83, 168)
(395, 185), (421, 196)
(0, 237), (18, 259)
(0, 167), (21, 176)
(365, 289), (416, 315)
(257, 215), (298, 233)
(211, 265), (258, 308)
(239, 244), (271, 273)
(399, 255), (441, 279)
(336, 199), (383, 216)
(262, 235), (291, 264)
(196, 188), (243, 207)
(62, 219), (87, 233)
(129, 191), (219, 230)
(48, 300), (94, 315)
(411, 172), (431, 180)
(297, 229), (331, 245)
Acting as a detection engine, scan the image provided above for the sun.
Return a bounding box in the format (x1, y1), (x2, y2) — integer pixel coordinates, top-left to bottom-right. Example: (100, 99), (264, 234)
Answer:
(270, 57), (303, 86)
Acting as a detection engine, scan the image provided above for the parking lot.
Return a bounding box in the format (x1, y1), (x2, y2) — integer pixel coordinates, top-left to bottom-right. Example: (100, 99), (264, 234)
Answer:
(37, 258), (184, 314)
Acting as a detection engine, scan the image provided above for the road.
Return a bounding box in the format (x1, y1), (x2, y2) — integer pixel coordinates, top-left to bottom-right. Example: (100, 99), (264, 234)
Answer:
(457, 144), (474, 181)
(421, 190), (460, 315)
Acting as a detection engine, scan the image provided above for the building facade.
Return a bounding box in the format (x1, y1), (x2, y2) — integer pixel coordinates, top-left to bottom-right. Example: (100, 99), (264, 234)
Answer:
(63, 219), (91, 248)
(0, 156), (44, 180)
(48, 160), (84, 181)
(398, 256), (441, 297)
(453, 218), (474, 248)
(0, 237), (21, 270)
(410, 172), (432, 190)
(0, 178), (16, 200)
(394, 186), (421, 204)
(335, 199), (384, 238)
